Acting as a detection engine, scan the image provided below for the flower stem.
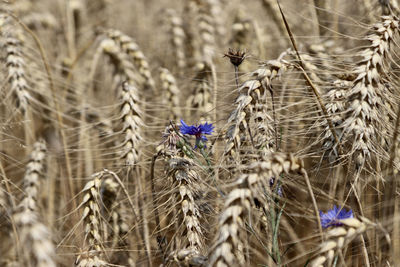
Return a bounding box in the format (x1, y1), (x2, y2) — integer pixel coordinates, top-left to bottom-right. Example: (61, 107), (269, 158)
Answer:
(234, 65), (239, 89)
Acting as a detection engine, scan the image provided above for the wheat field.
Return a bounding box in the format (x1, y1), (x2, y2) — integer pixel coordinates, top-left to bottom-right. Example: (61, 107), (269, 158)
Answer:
(0, 0), (399, 266)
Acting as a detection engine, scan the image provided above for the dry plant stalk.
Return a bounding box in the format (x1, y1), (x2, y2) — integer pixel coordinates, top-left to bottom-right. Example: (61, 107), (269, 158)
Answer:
(0, 181), (6, 213)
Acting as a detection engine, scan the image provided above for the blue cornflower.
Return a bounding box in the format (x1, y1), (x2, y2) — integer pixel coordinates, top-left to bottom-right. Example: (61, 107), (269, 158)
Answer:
(319, 205), (354, 228)
(180, 119), (214, 146)
(269, 177), (282, 197)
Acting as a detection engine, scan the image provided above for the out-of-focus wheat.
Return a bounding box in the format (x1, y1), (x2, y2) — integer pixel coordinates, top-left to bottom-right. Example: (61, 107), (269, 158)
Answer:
(11, 141), (56, 267)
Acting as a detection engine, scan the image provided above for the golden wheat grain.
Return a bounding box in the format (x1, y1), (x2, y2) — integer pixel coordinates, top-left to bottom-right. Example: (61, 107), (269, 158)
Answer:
(92, 37), (139, 85)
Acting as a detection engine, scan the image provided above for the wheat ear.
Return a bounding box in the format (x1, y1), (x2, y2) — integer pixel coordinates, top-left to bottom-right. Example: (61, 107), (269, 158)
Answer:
(22, 12), (58, 30)
(100, 177), (134, 266)
(196, 0), (217, 62)
(342, 16), (399, 168)
(209, 153), (304, 266)
(166, 9), (186, 76)
(187, 62), (213, 122)
(92, 37), (139, 86)
(119, 81), (152, 265)
(225, 59), (289, 162)
(0, 14), (30, 112)
(165, 156), (206, 265)
(119, 81), (143, 166)
(75, 172), (108, 267)
(230, 9), (252, 51)
(12, 141), (56, 267)
(160, 67), (181, 121)
(309, 217), (373, 267)
(259, 0), (287, 40)
(322, 80), (351, 160)
(105, 29), (155, 91)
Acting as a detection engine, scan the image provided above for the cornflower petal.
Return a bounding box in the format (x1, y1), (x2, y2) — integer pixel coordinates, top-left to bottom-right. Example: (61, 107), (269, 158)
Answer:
(319, 205), (354, 228)
(179, 119), (214, 148)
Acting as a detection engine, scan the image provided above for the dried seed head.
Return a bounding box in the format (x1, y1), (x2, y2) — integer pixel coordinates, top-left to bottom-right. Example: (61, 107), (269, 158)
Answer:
(160, 124), (181, 154)
(224, 48), (246, 67)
